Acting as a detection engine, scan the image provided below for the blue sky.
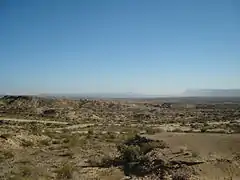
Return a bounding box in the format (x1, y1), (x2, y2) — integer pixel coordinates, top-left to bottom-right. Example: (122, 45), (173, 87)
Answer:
(0, 0), (239, 95)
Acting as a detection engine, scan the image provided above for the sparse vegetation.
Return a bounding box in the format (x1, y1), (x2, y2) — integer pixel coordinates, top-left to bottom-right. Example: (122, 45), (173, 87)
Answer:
(191, 151), (200, 158)
(55, 163), (74, 179)
(1, 96), (240, 179)
(172, 169), (191, 180)
(38, 139), (50, 146)
(21, 139), (34, 147)
(0, 150), (14, 160)
(179, 146), (188, 154)
(201, 127), (208, 133)
(145, 127), (164, 134)
(172, 128), (183, 133)
(28, 122), (42, 135)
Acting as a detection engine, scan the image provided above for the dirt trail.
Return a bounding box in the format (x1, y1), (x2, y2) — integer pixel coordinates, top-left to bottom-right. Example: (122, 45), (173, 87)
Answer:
(63, 123), (96, 129)
(0, 118), (69, 125)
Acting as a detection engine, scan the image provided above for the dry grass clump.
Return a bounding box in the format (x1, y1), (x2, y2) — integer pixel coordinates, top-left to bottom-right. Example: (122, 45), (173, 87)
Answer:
(55, 163), (75, 179)
(145, 127), (164, 135)
(27, 122), (43, 135)
(171, 128), (184, 133)
(179, 146), (188, 154)
(191, 151), (200, 158)
(21, 139), (34, 147)
(38, 139), (50, 146)
(0, 149), (14, 161)
(172, 169), (191, 180)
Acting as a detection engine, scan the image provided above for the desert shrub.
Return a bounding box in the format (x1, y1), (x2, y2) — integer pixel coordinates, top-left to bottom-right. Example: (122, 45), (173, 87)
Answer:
(21, 139), (34, 147)
(92, 135), (199, 178)
(62, 134), (86, 148)
(62, 138), (70, 144)
(56, 163), (74, 179)
(39, 139), (50, 146)
(172, 128), (183, 133)
(4, 151), (14, 159)
(19, 165), (32, 177)
(97, 155), (117, 167)
(10, 165), (35, 179)
(87, 129), (94, 136)
(0, 150), (14, 161)
(103, 132), (117, 142)
(0, 133), (12, 139)
(62, 128), (71, 133)
(145, 127), (164, 135)
(58, 151), (74, 158)
(118, 144), (142, 162)
(172, 170), (190, 180)
(203, 122), (208, 127)
(231, 124), (240, 133)
(43, 130), (57, 139)
(145, 128), (156, 135)
(94, 134), (167, 165)
(107, 132), (116, 139)
(190, 123), (201, 129)
(115, 135), (168, 166)
(233, 152), (240, 161)
(181, 121), (187, 125)
(123, 135), (167, 149)
(28, 122), (42, 135)
(52, 139), (61, 144)
(41, 108), (57, 117)
(191, 151), (199, 158)
(200, 127), (208, 133)
(179, 146), (188, 154)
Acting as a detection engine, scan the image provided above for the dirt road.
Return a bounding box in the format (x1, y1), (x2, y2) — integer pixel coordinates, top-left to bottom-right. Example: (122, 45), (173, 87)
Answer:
(0, 117), (69, 125)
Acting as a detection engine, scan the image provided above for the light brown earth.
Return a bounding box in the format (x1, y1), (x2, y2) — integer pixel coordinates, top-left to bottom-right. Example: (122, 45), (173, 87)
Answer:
(146, 132), (240, 180)
(0, 96), (240, 179)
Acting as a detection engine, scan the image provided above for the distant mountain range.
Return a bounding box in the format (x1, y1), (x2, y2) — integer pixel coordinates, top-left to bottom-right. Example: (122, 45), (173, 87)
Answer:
(39, 89), (240, 98)
(38, 93), (147, 99)
(1, 89), (240, 99)
(181, 89), (240, 97)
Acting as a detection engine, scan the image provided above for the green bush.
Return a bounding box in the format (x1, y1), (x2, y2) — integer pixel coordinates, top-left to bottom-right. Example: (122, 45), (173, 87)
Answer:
(117, 135), (168, 162)
(118, 144), (142, 162)
(92, 135), (169, 177)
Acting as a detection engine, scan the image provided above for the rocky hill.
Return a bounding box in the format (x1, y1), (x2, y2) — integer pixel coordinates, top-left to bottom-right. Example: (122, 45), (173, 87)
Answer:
(1, 95), (240, 125)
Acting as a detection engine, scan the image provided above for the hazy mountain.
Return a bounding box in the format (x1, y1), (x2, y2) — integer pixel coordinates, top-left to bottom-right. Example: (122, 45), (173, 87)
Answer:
(38, 93), (147, 99)
(4, 89), (240, 99)
(182, 89), (240, 97)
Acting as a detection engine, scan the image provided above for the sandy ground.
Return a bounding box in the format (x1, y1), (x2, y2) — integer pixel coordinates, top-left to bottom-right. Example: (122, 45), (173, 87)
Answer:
(0, 117), (240, 179)
(146, 132), (240, 180)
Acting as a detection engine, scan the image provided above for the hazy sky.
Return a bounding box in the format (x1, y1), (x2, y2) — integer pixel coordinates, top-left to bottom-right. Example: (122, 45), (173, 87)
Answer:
(0, 0), (239, 95)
